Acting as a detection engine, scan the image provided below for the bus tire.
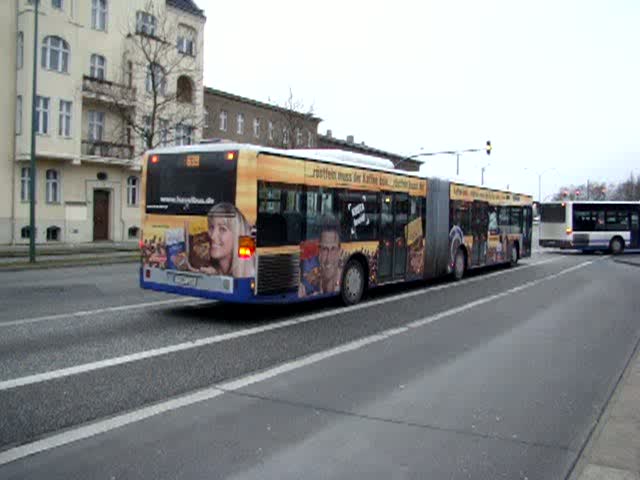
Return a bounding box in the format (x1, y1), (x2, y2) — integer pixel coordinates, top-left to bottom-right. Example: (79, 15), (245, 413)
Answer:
(610, 237), (625, 255)
(453, 248), (466, 281)
(509, 243), (519, 266)
(341, 259), (365, 306)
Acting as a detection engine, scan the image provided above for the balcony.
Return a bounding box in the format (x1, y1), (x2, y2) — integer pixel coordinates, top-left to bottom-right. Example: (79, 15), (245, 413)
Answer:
(81, 140), (135, 164)
(82, 76), (136, 105)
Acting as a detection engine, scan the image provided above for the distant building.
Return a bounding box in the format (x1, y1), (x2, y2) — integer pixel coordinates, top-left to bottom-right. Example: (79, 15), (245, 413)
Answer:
(0, 0), (206, 244)
(203, 87), (321, 148)
(316, 131), (421, 172)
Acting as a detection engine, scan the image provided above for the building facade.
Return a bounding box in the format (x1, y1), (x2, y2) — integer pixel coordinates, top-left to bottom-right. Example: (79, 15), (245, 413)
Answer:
(202, 87), (321, 149)
(1, 0), (206, 245)
(316, 131), (421, 172)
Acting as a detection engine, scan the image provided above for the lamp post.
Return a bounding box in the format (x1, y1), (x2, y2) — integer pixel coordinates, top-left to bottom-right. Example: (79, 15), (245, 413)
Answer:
(525, 167), (557, 204)
(29, 0), (39, 263)
(394, 141), (492, 175)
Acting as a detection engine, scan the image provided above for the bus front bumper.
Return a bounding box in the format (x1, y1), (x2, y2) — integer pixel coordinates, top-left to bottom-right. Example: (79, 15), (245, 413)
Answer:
(539, 239), (572, 249)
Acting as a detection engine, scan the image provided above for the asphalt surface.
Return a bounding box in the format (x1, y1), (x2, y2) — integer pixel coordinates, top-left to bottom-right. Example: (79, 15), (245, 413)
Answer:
(0, 249), (639, 479)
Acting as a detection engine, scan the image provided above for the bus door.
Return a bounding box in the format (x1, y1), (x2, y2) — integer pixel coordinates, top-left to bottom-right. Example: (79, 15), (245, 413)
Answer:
(471, 201), (489, 266)
(631, 208), (640, 248)
(522, 206), (533, 256)
(378, 193), (408, 281)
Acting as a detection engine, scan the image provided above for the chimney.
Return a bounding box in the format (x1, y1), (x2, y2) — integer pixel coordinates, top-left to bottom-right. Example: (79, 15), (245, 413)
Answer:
(346, 135), (354, 144)
(326, 129), (332, 138)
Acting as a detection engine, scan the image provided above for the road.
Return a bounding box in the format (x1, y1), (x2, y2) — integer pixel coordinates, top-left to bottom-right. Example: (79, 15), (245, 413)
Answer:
(0, 250), (639, 479)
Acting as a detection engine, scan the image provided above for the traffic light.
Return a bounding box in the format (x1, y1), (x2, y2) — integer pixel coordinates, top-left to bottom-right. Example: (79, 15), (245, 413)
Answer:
(575, 189), (581, 197)
(562, 190), (569, 197)
(486, 140), (492, 156)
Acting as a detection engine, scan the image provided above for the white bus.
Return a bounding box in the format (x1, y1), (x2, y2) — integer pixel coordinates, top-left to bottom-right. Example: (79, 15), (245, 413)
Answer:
(539, 201), (640, 254)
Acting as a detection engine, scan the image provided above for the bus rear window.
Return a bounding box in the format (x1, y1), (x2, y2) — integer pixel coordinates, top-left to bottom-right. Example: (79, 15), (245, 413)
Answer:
(540, 203), (565, 223)
(145, 152), (237, 215)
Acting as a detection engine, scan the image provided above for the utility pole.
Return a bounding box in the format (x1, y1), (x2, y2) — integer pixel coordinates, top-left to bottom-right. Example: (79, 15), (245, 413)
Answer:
(538, 174), (541, 204)
(481, 166), (487, 185)
(29, 0), (39, 263)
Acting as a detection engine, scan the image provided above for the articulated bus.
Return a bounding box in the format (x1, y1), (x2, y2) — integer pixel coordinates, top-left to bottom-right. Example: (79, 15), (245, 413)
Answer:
(140, 144), (533, 305)
(539, 201), (640, 253)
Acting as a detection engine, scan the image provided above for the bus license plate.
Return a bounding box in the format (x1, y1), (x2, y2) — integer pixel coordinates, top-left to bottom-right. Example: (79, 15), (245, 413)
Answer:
(174, 274), (197, 287)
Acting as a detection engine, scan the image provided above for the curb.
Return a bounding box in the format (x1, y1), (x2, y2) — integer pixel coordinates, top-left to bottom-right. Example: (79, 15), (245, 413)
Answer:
(0, 255), (140, 272)
(566, 334), (640, 480)
(0, 249), (138, 258)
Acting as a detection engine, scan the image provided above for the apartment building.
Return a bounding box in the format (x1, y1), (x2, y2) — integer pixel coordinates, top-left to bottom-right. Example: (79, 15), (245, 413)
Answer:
(203, 87), (322, 149)
(0, 0), (206, 244)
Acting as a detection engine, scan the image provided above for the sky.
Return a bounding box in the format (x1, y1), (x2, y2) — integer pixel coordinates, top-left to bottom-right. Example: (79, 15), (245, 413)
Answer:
(201, 0), (640, 201)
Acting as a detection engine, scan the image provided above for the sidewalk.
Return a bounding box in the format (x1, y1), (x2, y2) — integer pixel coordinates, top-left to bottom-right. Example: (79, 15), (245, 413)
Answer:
(0, 242), (139, 270)
(571, 340), (640, 480)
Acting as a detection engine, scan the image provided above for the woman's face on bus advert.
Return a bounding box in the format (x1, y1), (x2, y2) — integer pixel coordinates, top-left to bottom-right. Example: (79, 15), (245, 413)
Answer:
(208, 217), (233, 260)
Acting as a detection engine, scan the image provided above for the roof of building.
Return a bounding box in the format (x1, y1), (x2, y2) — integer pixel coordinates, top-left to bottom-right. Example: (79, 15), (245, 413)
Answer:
(316, 134), (421, 168)
(166, 0), (206, 18)
(204, 87), (322, 122)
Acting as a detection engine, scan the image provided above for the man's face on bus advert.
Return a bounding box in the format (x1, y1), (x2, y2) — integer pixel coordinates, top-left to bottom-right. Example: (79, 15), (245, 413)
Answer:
(319, 229), (341, 286)
(208, 218), (233, 261)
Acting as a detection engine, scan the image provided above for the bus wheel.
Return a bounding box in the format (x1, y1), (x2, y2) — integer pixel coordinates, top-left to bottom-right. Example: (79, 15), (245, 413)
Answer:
(610, 237), (625, 255)
(509, 243), (519, 266)
(341, 260), (365, 306)
(453, 248), (465, 281)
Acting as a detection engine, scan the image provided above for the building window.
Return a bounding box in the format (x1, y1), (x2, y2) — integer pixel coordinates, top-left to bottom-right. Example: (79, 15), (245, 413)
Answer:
(91, 0), (107, 30)
(41, 36), (70, 73)
(203, 108), (209, 129)
(16, 96), (22, 135)
(177, 25), (196, 56)
(35, 96), (50, 135)
(20, 167), (31, 202)
(136, 11), (157, 36)
(141, 115), (151, 150)
(159, 118), (169, 146)
(253, 118), (260, 138)
(236, 113), (244, 135)
(17, 32), (24, 69)
(90, 54), (106, 80)
(268, 121), (274, 141)
(146, 63), (166, 95)
(176, 75), (193, 103)
(175, 124), (193, 146)
(296, 128), (302, 146)
(283, 127), (289, 145)
(21, 226), (33, 240)
(52, 0), (63, 9)
(127, 176), (139, 206)
(88, 110), (105, 141)
(58, 100), (72, 137)
(46, 169), (60, 204)
(46, 226), (61, 241)
(307, 131), (313, 148)
(128, 226), (140, 238)
(219, 110), (227, 131)
(126, 61), (133, 87)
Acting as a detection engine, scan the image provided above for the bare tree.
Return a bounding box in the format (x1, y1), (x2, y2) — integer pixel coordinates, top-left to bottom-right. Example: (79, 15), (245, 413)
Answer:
(87, 1), (204, 157)
(551, 175), (640, 201)
(267, 89), (317, 148)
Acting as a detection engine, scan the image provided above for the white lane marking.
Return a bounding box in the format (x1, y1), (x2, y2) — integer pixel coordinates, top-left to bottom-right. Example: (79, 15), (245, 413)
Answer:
(0, 298), (210, 329)
(0, 259), (594, 466)
(0, 257), (561, 392)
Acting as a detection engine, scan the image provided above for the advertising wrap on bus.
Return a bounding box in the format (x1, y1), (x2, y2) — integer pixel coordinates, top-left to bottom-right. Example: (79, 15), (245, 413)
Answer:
(141, 151), (257, 298)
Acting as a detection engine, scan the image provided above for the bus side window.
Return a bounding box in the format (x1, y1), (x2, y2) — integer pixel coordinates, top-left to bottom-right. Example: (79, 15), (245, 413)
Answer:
(488, 207), (498, 235)
(498, 206), (511, 234)
(510, 207), (522, 234)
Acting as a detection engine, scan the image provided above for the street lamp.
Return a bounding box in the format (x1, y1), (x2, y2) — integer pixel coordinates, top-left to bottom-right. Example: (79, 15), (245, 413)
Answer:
(524, 167), (558, 204)
(394, 140), (492, 175)
(29, 0), (40, 263)
(481, 164), (490, 185)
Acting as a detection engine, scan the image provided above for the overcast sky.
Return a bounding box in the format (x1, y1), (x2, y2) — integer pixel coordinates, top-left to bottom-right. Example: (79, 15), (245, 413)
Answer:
(202, 0), (640, 200)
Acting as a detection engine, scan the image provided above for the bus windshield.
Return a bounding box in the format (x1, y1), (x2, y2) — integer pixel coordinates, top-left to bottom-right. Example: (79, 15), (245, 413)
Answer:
(145, 151), (237, 216)
(540, 203), (565, 223)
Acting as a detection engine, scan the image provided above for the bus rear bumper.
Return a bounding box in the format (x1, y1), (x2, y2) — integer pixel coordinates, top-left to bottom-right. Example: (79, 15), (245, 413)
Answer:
(139, 268), (314, 304)
(539, 239), (572, 249)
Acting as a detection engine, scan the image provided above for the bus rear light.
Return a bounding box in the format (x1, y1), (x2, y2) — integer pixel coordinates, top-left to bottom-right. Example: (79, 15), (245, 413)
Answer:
(238, 236), (255, 259)
(566, 227), (573, 235)
(226, 151), (237, 161)
(151, 155), (159, 164)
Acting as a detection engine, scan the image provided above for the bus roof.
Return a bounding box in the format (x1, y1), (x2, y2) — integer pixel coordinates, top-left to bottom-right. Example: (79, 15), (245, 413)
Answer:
(147, 142), (532, 198)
